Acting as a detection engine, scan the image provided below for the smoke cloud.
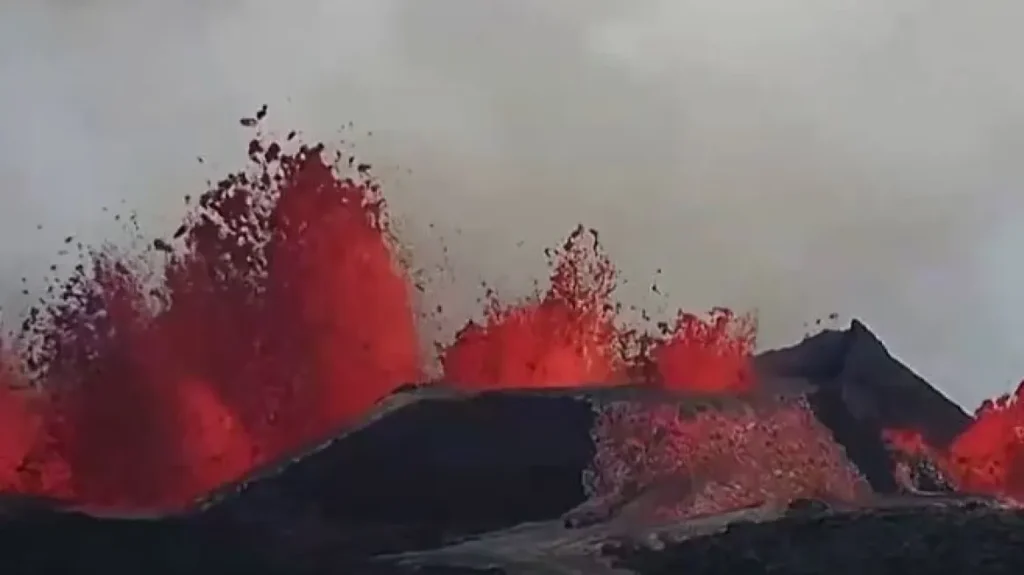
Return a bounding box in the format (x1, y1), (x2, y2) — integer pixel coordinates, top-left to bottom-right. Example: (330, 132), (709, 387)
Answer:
(2, 0), (1024, 408)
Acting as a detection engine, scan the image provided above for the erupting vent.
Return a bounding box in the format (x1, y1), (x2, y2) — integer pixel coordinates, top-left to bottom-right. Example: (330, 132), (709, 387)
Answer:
(0, 111), (1021, 521)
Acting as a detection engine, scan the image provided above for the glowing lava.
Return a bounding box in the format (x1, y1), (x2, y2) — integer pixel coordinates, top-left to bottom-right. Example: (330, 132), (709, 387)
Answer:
(882, 382), (1024, 503)
(0, 365), (37, 492)
(440, 226), (758, 391)
(0, 117), (1021, 510)
(441, 226), (623, 389)
(3, 133), (423, 508)
(652, 308), (757, 394)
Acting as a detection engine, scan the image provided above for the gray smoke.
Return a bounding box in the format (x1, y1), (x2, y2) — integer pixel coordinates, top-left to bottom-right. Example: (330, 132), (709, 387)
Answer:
(2, 0), (1024, 409)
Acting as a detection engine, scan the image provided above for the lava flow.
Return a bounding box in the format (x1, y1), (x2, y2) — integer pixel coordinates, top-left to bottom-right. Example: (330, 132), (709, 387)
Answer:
(0, 118), (1020, 510)
(884, 382), (1024, 502)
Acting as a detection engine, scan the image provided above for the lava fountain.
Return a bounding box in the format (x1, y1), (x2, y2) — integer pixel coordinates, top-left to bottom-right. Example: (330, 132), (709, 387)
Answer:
(0, 114), (1019, 510)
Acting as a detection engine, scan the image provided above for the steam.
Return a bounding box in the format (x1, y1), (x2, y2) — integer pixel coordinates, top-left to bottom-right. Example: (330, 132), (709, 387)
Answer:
(2, 0), (1024, 409)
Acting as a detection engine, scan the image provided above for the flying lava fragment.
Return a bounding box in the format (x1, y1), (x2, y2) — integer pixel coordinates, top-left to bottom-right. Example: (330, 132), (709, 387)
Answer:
(0, 114), (1021, 510)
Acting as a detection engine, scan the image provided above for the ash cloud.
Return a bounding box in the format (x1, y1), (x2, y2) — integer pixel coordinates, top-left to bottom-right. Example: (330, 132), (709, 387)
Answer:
(2, 0), (1024, 408)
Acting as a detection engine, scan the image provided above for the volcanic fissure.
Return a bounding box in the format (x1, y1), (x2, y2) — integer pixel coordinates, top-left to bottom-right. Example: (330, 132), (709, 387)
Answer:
(1, 114), (1023, 517)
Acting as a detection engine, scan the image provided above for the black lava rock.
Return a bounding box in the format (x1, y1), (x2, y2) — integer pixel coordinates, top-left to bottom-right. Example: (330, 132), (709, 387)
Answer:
(0, 320), (1001, 574)
(755, 319), (971, 447)
(609, 503), (1024, 575)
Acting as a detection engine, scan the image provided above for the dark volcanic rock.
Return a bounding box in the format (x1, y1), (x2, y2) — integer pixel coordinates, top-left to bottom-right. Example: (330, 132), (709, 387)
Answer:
(802, 380), (902, 493)
(755, 319), (971, 494)
(755, 319), (971, 447)
(609, 502), (1024, 574)
(0, 320), (992, 573)
(0, 504), (283, 574)
(196, 389), (600, 558)
(0, 391), (601, 573)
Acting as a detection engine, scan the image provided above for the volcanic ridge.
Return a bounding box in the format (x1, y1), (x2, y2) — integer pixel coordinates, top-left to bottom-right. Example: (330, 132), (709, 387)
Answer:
(1, 116), (1023, 574)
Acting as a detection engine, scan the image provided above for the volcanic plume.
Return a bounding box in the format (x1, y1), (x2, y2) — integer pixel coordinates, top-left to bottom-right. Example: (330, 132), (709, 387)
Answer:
(0, 116), (1020, 511)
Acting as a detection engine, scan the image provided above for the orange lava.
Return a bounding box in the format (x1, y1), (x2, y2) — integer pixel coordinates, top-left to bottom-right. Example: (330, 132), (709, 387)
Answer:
(441, 226), (757, 391)
(0, 116), (1021, 509)
(883, 383), (1024, 502)
(3, 132), (423, 508)
(948, 385), (1024, 499)
(0, 365), (38, 492)
(652, 308), (757, 393)
(441, 226), (623, 388)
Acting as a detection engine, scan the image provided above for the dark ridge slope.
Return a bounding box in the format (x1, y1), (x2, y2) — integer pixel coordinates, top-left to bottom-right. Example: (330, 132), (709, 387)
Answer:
(755, 319), (971, 447)
(802, 384), (899, 493)
(196, 391), (599, 556)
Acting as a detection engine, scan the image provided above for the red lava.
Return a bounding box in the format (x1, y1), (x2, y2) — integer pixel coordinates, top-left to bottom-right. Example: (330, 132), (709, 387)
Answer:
(885, 382), (1024, 502)
(441, 226), (624, 389)
(0, 117), (1019, 509)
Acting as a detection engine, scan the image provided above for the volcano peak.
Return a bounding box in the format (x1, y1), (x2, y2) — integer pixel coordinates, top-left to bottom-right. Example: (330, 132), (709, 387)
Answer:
(756, 319), (970, 447)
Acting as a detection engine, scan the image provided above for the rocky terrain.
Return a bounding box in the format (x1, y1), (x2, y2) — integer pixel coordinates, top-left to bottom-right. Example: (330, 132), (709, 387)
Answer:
(1, 320), (1020, 574)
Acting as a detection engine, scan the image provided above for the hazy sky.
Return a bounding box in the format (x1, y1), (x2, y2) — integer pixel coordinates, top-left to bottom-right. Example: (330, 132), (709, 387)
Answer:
(3, 0), (1024, 409)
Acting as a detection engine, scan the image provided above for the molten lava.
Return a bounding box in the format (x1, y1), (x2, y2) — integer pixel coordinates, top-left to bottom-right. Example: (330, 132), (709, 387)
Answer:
(652, 308), (756, 393)
(441, 226), (623, 388)
(0, 117), (1021, 509)
(883, 383), (1024, 502)
(3, 136), (424, 508)
(0, 366), (37, 492)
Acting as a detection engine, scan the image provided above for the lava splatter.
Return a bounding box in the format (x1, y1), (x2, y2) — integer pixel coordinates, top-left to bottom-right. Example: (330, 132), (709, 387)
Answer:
(3, 125), (422, 508)
(441, 226), (623, 389)
(0, 114), (1021, 510)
